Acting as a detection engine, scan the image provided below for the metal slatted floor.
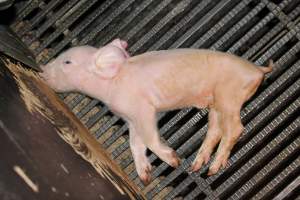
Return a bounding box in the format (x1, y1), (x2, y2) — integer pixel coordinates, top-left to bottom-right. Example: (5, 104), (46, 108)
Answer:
(10, 0), (300, 199)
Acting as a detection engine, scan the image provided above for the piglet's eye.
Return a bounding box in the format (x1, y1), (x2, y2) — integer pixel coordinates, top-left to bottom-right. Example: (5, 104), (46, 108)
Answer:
(64, 60), (72, 64)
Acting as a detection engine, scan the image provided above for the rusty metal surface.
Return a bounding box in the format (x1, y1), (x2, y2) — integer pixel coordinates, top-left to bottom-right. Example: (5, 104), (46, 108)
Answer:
(0, 25), (39, 71)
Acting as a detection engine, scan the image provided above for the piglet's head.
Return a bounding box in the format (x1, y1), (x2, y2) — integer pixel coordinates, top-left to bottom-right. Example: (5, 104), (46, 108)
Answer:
(39, 39), (129, 92)
(39, 45), (97, 92)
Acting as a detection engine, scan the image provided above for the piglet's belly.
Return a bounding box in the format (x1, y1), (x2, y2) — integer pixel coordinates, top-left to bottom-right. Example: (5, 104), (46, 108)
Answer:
(145, 74), (213, 111)
(149, 87), (212, 112)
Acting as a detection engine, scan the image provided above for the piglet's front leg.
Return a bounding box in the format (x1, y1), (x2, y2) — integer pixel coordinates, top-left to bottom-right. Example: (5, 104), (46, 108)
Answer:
(129, 124), (152, 185)
(129, 105), (181, 171)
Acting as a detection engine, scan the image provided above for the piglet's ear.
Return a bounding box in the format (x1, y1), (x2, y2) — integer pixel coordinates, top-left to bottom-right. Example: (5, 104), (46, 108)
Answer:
(94, 62), (120, 79)
(109, 38), (128, 49)
(94, 46), (122, 79)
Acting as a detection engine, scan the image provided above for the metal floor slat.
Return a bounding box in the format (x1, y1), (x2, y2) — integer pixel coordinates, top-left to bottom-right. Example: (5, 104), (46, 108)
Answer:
(255, 24), (300, 65)
(211, 0), (298, 52)
(169, 0), (240, 49)
(97, 0), (156, 46)
(13, 0), (39, 22)
(66, 94), (86, 109)
(272, 173), (300, 200)
(147, 0), (214, 51)
(253, 157), (300, 200)
(18, 0), (71, 36)
(94, 115), (120, 138)
(85, 105), (109, 128)
(191, 0), (258, 49)
(241, 4), (300, 59)
(123, 0), (177, 46)
(29, 0), (81, 43)
(129, 0), (196, 53)
(34, 0), (98, 54)
(76, 99), (99, 119)
(216, 118), (300, 199)
(243, 21), (285, 60)
(10, 0), (300, 199)
(184, 97), (299, 200)
(78, 0), (136, 46)
(29, 0), (64, 27)
(229, 128), (299, 200)
(210, 2), (267, 50)
(41, 0), (118, 62)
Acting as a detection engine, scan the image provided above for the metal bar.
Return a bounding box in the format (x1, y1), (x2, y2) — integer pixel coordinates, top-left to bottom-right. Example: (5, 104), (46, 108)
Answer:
(13, 0), (39, 22)
(184, 97), (300, 200)
(26, 0), (80, 41)
(129, 0), (195, 53)
(34, 0), (98, 54)
(76, 99), (100, 119)
(78, 0), (136, 46)
(191, 0), (254, 49)
(123, 0), (175, 44)
(96, 0), (156, 46)
(272, 173), (300, 200)
(254, 166), (299, 200)
(169, 0), (240, 48)
(144, 0), (213, 51)
(225, 120), (300, 200)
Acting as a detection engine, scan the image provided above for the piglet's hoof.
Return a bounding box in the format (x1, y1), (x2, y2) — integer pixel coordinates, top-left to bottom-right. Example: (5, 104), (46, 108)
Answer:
(135, 157), (152, 185)
(152, 145), (181, 168)
(140, 173), (152, 185)
(139, 165), (152, 185)
(168, 151), (181, 168)
(190, 150), (211, 172)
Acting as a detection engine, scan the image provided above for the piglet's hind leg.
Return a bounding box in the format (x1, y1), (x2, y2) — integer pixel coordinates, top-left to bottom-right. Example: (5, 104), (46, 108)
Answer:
(208, 97), (244, 175)
(191, 108), (222, 172)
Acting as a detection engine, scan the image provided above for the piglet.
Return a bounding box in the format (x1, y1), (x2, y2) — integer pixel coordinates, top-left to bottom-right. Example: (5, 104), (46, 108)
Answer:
(40, 38), (273, 184)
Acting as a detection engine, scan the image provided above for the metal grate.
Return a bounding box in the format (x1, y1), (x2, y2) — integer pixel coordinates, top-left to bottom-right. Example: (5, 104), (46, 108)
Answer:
(10, 0), (300, 199)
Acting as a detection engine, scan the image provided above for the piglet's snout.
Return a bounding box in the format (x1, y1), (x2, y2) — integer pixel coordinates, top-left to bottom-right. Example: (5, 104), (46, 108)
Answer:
(39, 65), (46, 72)
(38, 65), (56, 84)
(38, 65), (50, 80)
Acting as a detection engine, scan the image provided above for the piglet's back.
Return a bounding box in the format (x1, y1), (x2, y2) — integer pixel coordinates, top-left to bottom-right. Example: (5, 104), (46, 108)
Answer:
(126, 49), (261, 84)
(124, 49), (224, 86)
(127, 49), (217, 67)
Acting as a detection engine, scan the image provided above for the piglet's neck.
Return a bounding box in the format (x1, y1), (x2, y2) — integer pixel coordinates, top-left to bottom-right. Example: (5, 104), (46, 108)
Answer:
(74, 74), (114, 106)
